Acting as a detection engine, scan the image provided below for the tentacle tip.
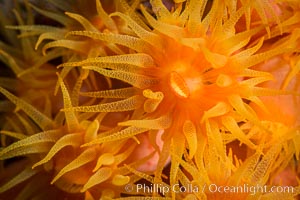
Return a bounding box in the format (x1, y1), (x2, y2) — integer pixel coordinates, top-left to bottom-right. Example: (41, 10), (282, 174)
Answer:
(16, 73), (23, 78)
(108, 12), (118, 18)
(5, 25), (13, 29)
(132, 136), (140, 144)
(80, 187), (87, 193)
(64, 34), (69, 39)
(31, 164), (38, 169)
(64, 32), (74, 39)
(42, 49), (47, 56)
(34, 42), (40, 50)
(56, 72), (61, 78)
(50, 180), (55, 185)
(78, 92), (86, 96)
(117, 122), (126, 126)
(92, 167), (98, 173)
(57, 64), (64, 69)
(60, 108), (67, 112)
(80, 143), (91, 148)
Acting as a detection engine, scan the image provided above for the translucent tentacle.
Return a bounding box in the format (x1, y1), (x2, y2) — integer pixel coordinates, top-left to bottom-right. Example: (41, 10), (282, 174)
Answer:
(233, 37), (265, 59)
(81, 167), (112, 192)
(84, 120), (99, 143)
(6, 25), (62, 34)
(0, 87), (54, 130)
(93, 153), (115, 172)
(29, 3), (72, 26)
(0, 50), (23, 75)
(42, 40), (89, 55)
(143, 97), (164, 113)
(83, 66), (159, 89)
(0, 143), (52, 160)
(57, 75), (79, 132)
(64, 95), (144, 113)
(95, 0), (117, 31)
(110, 12), (163, 49)
(118, 115), (172, 130)
(0, 130), (27, 140)
(250, 144), (282, 183)
(183, 120), (198, 159)
(83, 127), (148, 146)
(114, 144), (136, 165)
(222, 116), (256, 149)
(61, 53), (155, 68)
(0, 167), (38, 193)
(80, 87), (136, 99)
(18, 49), (64, 77)
(150, 0), (170, 19)
(66, 31), (150, 52)
(32, 133), (82, 168)
(35, 32), (65, 50)
(51, 148), (97, 184)
(202, 102), (231, 122)
(65, 12), (98, 32)
(140, 5), (184, 40)
(118, 0), (150, 31)
(170, 133), (185, 194)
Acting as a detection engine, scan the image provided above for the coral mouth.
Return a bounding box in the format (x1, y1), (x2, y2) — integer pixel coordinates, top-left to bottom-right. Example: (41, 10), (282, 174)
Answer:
(169, 71), (190, 98)
(169, 70), (203, 99)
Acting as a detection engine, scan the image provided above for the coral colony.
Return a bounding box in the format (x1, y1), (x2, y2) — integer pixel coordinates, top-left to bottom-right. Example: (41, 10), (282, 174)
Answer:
(0, 0), (300, 199)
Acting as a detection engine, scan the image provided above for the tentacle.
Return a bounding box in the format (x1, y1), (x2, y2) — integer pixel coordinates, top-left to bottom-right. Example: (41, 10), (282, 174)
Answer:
(63, 95), (144, 113)
(32, 133), (82, 169)
(183, 120), (198, 159)
(110, 12), (163, 49)
(29, 3), (72, 26)
(51, 148), (97, 184)
(0, 130), (61, 160)
(80, 87), (137, 99)
(65, 12), (98, 32)
(93, 153), (115, 172)
(95, 0), (117, 31)
(82, 127), (148, 146)
(81, 167), (112, 192)
(66, 31), (150, 53)
(118, 115), (172, 130)
(140, 5), (184, 40)
(83, 66), (159, 89)
(60, 53), (155, 68)
(222, 116), (256, 149)
(57, 74), (79, 132)
(0, 167), (38, 193)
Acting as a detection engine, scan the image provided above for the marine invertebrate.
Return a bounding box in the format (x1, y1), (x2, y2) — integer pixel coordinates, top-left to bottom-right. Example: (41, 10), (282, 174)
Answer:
(0, 2), (162, 198)
(0, 0), (61, 149)
(170, 128), (300, 199)
(60, 0), (299, 188)
(0, 75), (160, 199)
(246, 55), (300, 190)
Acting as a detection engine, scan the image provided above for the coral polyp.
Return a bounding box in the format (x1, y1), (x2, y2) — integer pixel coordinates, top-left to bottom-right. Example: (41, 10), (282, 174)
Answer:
(62, 0), (298, 177)
(1, 0), (300, 199)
